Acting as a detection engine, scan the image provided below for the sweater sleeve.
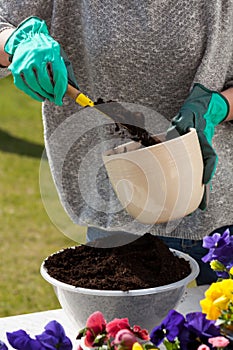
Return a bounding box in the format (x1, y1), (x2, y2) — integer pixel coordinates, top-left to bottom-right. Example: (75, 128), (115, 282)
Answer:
(0, 0), (53, 78)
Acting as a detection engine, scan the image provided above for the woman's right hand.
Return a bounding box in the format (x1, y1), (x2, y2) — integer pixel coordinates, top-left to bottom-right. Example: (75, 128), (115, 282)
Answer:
(4, 16), (68, 105)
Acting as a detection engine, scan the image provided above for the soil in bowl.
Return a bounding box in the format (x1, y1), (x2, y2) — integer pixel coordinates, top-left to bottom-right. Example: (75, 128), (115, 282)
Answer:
(95, 98), (162, 147)
(43, 233), (191, 291)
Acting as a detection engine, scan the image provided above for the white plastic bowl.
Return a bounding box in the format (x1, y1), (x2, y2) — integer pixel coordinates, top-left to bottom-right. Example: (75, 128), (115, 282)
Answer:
(40, 249), (199, 331)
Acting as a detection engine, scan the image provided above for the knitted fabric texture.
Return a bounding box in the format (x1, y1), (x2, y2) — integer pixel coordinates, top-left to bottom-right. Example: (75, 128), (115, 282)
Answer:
(1, 0), (233, 239)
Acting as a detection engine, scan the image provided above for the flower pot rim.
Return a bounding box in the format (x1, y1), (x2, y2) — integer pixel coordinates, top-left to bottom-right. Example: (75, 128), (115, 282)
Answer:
(40, 248), (199, 296)
(103, 128), (197, 156)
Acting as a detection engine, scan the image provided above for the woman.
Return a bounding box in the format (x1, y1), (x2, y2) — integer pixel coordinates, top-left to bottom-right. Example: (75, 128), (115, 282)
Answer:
(1, 1), (233, 284)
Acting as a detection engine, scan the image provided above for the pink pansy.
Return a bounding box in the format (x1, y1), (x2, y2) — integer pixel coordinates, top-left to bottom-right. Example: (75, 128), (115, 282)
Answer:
(197, 345), (210, 350)
(84, 311), (107, 347)
(106, 318), (130, 338)
(113, 329), (137, 350)
(208, 336), (230, 348)
(132, 325), (150, 340)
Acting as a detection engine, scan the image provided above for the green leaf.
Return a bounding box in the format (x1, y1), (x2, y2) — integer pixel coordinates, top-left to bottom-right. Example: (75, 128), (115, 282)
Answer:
(93, 333), (107, 346)
(76, 327), (87, 339)
(163, 338), (180, 350)
(144, 344), (159, 350)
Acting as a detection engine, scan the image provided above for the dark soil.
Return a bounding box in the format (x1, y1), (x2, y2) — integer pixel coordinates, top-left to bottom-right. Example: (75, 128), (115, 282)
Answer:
(94, 99), (160, 147)
(44, 233), (191, 291)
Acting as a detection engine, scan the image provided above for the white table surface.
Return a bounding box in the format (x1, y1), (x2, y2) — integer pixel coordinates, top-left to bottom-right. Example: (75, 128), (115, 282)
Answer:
(0, 285), (208, 349)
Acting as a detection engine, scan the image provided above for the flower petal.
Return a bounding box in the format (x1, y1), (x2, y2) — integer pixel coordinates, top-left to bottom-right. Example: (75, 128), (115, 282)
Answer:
(208, 336), (230, 347)
(106, 318), (130, 338)
(6, 330), (42, 350)
(0, 340), (8, 350)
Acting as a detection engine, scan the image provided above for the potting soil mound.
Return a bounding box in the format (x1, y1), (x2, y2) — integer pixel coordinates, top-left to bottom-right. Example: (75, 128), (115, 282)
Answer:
(44, 233), (191, 291)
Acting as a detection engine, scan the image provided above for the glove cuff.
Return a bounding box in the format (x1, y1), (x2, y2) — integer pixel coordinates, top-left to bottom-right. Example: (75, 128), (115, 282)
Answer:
(207, 91), (229, 125)
(193, 83), (229, 125)
(4, 16), (49, 56)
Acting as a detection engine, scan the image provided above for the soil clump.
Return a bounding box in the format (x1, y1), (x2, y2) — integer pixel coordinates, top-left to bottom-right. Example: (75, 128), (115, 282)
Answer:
(95, 99), (160, 147)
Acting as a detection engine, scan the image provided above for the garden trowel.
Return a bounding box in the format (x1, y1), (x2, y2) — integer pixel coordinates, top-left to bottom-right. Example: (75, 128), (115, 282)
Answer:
(66, 84), (157, 147)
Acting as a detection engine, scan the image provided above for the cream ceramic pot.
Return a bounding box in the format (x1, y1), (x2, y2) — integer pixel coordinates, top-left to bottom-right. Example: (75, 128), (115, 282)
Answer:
(102, 128), (204, 224)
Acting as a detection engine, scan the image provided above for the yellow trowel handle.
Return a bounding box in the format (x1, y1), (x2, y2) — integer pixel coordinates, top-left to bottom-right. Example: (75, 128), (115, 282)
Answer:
(67, 84), (95, 107)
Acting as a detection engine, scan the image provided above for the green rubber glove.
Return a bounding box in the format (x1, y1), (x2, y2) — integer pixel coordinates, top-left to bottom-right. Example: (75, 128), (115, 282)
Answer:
(167, 83), (229, 210)
(4, 16), (68, 105)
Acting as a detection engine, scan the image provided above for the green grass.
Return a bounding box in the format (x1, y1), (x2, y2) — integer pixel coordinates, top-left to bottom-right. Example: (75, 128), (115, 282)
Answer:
(0, 75), (86, 317)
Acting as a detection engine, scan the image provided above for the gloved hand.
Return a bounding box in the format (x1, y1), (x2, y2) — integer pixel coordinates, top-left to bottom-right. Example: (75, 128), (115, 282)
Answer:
(167, 83), (229, 209)
(4, 16), (69, 105)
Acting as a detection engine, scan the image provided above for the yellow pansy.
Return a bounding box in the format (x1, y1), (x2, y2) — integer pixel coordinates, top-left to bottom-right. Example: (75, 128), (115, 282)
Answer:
(213, 295), (230, 310)
(220, 279), (233, 300)
(200, 295), (221, 320)
(200, 279), (233, 320)
(132, 343), (143, 350)
(132, 342), (158, 350)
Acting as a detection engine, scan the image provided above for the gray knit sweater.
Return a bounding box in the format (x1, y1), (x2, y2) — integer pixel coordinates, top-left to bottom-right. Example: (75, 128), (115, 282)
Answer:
(1, 0), (233, 239)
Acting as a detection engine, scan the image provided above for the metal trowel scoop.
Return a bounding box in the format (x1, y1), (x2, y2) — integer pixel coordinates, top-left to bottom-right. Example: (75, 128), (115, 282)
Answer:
(66, 84), (158, 147)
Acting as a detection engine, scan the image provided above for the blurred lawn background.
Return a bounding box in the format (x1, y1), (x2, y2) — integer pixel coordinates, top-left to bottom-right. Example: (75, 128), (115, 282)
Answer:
(0, 75), (85, 317)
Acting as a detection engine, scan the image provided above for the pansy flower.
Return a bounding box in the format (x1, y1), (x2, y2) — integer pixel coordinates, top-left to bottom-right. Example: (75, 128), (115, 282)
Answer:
(178, 312), (220, 350)
(36, 320), (72, 349)
(202, 229), (233, 266)
(0, 340), (8, 350)
(84, 311), (107, 347)
(6, 320), (72, 350)
(203, 230), (231, 250)
(197, 345), (210, 350)
(150, 309), (185, 346)
(132, 326), (149, 341)
(7, 329), (45, 350)
(106, 318), (130, 338)
(200, 279), (233, 320)
(113, 329), (137, 350)
(208, 336), (230, 348)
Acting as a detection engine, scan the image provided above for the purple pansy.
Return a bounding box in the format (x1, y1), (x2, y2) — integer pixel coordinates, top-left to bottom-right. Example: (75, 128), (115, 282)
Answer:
(150, 309), (185, 346)
(202, 229), (233, 266)
(202, 230), (230, 250)
(6, 321), (72, 350)
(185, 312), (220, 338)
(215, 270), (230, 279)
(212, 245), (233, 265)
(0, 340), (8, 350)
(178, 312), (220, 350)
(6, 330), (43, 350)
(219, 246), (233, 266)
(36, 320), (72, 350)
